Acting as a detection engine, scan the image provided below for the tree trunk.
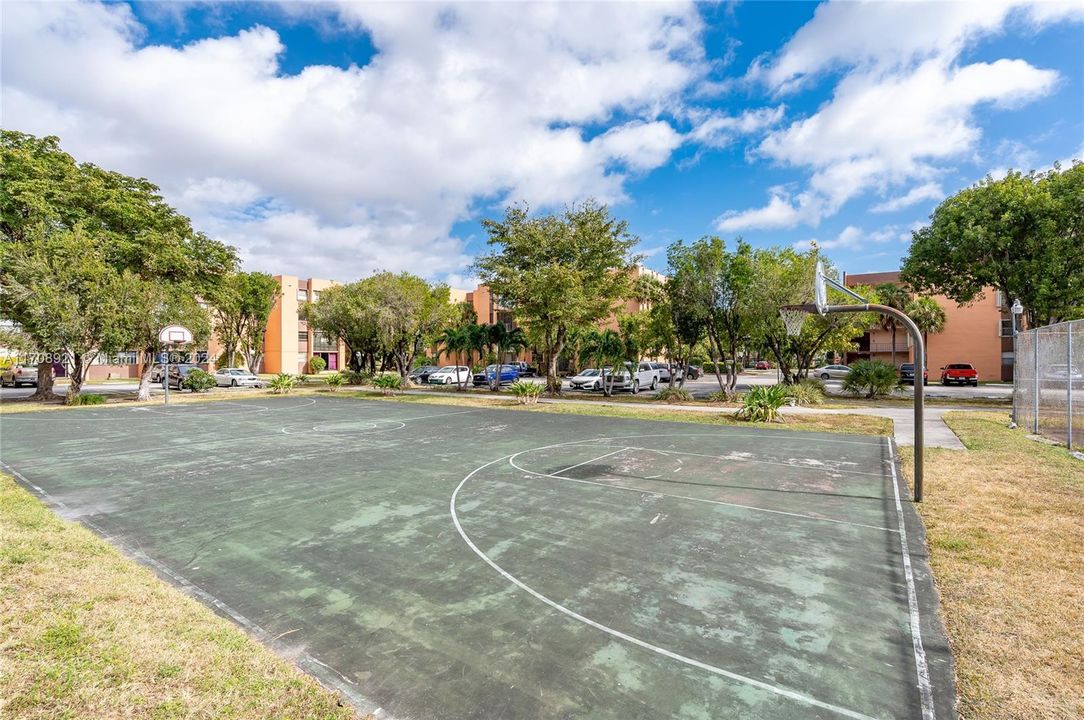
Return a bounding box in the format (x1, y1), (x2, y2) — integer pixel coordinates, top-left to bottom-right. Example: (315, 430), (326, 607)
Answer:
(890, 324), (897, 367)
(65, 354), (87, 404)
(727, 337), (740, 392)
(137, 349), (156, 401)
(29, 361), (59, 401)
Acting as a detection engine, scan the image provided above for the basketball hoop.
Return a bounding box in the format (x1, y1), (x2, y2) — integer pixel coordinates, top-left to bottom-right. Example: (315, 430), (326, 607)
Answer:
(779, 306), (809, 337)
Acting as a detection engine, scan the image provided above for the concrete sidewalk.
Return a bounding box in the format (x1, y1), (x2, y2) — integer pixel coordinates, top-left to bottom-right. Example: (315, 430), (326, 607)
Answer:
(401, 388), (974, 450)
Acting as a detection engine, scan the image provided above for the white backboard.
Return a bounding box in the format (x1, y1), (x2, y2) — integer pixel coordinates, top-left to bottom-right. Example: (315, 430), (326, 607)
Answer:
(159, 325), (194, 344)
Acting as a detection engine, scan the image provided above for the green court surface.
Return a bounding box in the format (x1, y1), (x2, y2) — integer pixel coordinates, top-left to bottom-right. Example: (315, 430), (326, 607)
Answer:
(0, 397), (955, 719)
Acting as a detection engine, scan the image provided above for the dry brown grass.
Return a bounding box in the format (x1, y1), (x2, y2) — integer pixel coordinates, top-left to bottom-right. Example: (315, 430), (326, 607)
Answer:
(0, 474), (365, 720)
(900, 412), (1084, 720)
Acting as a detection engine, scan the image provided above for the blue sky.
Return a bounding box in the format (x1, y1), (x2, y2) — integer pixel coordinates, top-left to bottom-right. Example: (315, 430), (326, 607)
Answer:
(3, 1), (1082, 286)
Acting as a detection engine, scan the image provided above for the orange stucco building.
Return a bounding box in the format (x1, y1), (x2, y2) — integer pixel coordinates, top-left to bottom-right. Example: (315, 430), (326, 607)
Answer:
(263, 275), (349, 374)
(844, 271), (1016, 382)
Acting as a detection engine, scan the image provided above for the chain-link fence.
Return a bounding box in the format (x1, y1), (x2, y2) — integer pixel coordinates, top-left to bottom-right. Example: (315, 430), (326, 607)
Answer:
(1014, 319), (1083, 449)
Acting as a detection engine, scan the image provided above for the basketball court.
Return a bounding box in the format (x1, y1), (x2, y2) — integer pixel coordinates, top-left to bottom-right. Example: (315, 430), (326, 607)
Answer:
(0, 396), (955, 719)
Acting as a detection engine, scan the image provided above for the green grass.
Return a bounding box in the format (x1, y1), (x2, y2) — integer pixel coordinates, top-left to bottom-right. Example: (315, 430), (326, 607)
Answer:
(0, 474), (365, 720)
(899, 412), (1084, 720)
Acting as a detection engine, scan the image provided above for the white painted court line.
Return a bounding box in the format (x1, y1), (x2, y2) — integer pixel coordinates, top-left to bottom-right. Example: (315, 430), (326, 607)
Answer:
(451, 453), (882, 720)
(887, 438), (936, 720)
(508, 454), (897, 534)
(550, 447), (631, 477)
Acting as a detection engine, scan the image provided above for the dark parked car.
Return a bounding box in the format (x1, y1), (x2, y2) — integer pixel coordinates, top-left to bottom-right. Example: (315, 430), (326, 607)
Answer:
(0, 364), (38, 387)
(510, 361), (537, 377)
(899, 363), (928, 386)
(164, 364), (200, 390)
(408, 365), (440, 383)
(685, 365), (702, 380)
(472, 364), (520, 387)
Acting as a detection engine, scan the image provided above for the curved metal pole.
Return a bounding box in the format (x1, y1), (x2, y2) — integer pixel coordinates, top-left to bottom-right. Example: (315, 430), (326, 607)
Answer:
(822, 303), (925, 502)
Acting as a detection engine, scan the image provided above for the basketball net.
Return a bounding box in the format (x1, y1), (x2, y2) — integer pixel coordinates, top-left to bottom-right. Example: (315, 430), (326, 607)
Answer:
(779, 307), (809, 337)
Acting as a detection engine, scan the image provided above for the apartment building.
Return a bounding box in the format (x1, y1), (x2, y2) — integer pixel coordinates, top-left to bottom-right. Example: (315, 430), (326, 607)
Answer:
(843, 271), (1017, 382)
(263, 275), (349, 374)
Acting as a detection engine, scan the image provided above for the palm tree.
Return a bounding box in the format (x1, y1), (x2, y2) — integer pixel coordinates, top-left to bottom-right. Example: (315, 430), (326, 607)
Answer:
(438, 327), (470, 391)
(905, 296), (947, 371)
(579, 329), (627, 396)
(465, 323), (489, 375)
(487, 323), (528, 390)
(876, 282), (911, 368)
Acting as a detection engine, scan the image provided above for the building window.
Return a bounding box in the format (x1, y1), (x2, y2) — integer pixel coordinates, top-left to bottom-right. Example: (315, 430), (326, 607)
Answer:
(313, 332), (337, 352)
(1000, 317), (1015, 337)
(994, 290), (1004, 308)
(297, 289), (308, 301)
(1002, 351), (1015, 365)
(298, 331), (309, 343)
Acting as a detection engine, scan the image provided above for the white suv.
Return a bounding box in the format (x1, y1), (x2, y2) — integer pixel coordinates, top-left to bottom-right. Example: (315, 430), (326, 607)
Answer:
(627, 361), (660, 394)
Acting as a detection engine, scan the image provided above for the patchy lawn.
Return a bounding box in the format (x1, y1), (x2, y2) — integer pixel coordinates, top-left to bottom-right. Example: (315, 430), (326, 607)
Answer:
(346, 388), (894, 436)
(0, 474), (364, 720)
(899, 412), (1084, 720)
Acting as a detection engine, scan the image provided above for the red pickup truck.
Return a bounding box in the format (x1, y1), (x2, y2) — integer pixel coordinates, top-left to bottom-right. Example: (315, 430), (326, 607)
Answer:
(940, 363), (978, 386)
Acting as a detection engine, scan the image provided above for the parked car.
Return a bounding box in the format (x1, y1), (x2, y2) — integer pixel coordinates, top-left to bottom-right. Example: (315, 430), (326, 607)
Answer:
(0, 364), (38, 387)
(813, 364), (851, 380)
(214, 367), (265, 388)
(408, 365), (440, 383)
(427, 366), (471, 385)
(472, 364), (520, 387)
(940, 363), (978, 386)
(164, 364), (201, 390)
(149, 363), (166, 382)
(686, 365), (702, 380)
(754, 360), (772, 370)
(568, 368), (603, 390)
(510, 361), (537, 377)
(629, 361), (660, 392)
(651, 362), (684, 383)
(899, 363), (928, 385)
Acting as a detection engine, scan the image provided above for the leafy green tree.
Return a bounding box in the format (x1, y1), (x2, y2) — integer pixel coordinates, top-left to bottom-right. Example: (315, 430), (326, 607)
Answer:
(303, 282), (380, 372)
(0, 131), (236, 402)
(368, 272), (457, 378)
(210, 272), (278, 376)
(3, 227), (129, 403)
(579, 328), (627, 396)
(902, 163), (1084, 327)
(487, 323), (528, 390)
(123, 284), (211, 400)
(905, 296), (947, 352)
(875, 283), (911, 368)
(746, 247), (877, 384)
(667, 237), (754, 391)
(475, 199), (639, 393)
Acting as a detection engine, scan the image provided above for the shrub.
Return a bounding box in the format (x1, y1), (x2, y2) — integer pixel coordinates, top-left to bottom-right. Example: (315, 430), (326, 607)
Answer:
(69, 393), (106, 406)
(735, 385), (789, 423)
(706, 389), (738, 403)
(182, 369), (216, 393)
(269, 373), (297, 394)
(786, 378), (826, 406)
(509, 379), (543, 404)
(307, 356), (326, 374)
(373, 372), (403, 395)
(654, 387), (694, 403)
(344, 370), (371, 385)
(842, 360), (900, 398)
(323, 372), (345, 391)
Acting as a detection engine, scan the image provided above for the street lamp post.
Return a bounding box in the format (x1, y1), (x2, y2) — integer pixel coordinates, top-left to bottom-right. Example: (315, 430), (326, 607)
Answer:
(1005, 297), (1023, 427)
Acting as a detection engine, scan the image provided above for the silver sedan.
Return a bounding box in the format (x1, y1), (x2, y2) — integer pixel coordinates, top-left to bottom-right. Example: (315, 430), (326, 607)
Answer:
(813, 364), (851, 380)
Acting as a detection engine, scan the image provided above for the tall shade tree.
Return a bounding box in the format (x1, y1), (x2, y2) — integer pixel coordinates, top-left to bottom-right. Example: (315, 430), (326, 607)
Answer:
(0, 131), (237, 401)
(3, 227), (129, 402)
(746, 247), (878, 384)
(303, 282), (380, 372)
(902, 163), (1084, 328)
(666, 237), (754, 392)
(475, 199), (639, 393)
(905, 296), (948, 352)
(875, 282), (912, 368)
